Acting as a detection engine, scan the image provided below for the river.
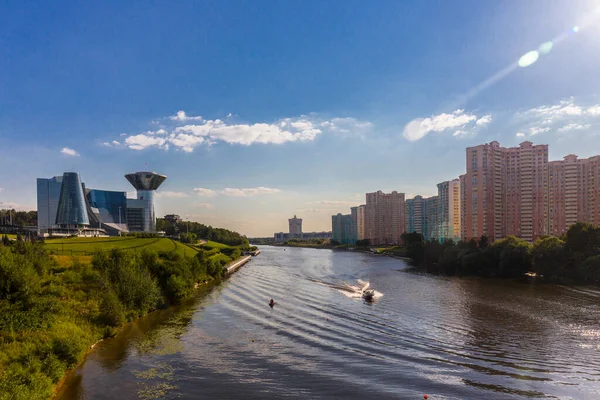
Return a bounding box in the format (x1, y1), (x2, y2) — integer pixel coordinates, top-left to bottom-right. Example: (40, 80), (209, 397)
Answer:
(56, 246), (600, 399)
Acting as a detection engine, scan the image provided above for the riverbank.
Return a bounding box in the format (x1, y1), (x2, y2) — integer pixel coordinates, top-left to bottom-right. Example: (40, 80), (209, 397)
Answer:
(0, 241), (256, 400)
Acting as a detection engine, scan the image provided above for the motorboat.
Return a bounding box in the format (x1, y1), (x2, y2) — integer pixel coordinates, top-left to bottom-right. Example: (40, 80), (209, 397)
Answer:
(362, 289), (375, 302)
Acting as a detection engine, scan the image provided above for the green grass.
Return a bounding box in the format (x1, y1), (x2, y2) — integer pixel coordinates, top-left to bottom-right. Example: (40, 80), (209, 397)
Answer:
(208, 253), (232, 264)
(44, 237), (197, 258)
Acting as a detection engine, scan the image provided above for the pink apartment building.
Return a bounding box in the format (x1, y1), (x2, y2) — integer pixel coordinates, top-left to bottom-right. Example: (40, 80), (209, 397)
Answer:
(365, 190), (405, 245)
(462, 141), (548, 243)
(547, 154), (600, 236)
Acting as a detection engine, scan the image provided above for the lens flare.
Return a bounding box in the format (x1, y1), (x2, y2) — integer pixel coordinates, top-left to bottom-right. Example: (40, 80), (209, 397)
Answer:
(518, 50), (539, 68)
(539, 41), (553, 54)
(572, 26), (581, 33)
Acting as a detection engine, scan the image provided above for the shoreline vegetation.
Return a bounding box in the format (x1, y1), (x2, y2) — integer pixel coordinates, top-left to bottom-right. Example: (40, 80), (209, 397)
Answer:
(262, 222), (600, 285)
(0, 231), (255, 400)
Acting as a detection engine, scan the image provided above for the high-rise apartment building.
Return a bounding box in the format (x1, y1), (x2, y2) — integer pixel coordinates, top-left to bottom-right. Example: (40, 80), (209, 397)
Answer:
(356, 204), (366, 240)
(437, 179), (461, 242)
(424, 196), (439, 241)
(350, 206), (359, 243)
(462, 141), (548, 242)
(365, 190), (405, 245)
(288, 215), (302, 236)
(332, 213), (355, 245)
(547, 154), (600, 235)
(405, 195), (425, 235)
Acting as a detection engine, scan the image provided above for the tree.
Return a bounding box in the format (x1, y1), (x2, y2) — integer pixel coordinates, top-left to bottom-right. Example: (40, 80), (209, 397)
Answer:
(532, 236), (567, 280)
(355, 239), (370, 247)
(478, 235), (489, 249)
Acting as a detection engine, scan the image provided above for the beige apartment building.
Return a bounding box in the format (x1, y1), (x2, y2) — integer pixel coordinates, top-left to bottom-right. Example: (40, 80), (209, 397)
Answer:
(356, 204), (366, 240)
(365, 190), (405, 245)
(462, 141), (548, 242)
(437, 179), (461, 242)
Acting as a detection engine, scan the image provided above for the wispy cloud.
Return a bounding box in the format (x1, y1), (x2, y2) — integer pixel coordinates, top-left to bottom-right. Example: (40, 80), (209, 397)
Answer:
(557, 123), (591, 133)
(192, 188), (217, 197)
(116, 111), (372, 152)
(194, 187), (281, 197)
(60, 147), (79, 156)
(514, 97), (599, 138)
(403, 109), (490, 141)
(155, 191), (190, 198)
(193, 202), (214, 209)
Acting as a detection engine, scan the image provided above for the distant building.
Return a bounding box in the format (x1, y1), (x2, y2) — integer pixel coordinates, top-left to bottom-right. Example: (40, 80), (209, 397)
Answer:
(86, 189), (128, 236)
(274, 231), (332, 242)
(350, 207), (359, 243)
(365, 190), (405, 246)
(289, 215), (302, 236)
(125, 171), (167, 233)
(332, 213), (355, 245)
(37, 175), (63, 230)
(424, 196), (439, 241)
(437, 179), (461, 242)
(462, 141), (548, 242)
(356, 204), (366, 240)
(547, 154), (600, 236)
(37, 170), (166, 237)
(405, 195), (425, 235)
(165, 214), (181, 224)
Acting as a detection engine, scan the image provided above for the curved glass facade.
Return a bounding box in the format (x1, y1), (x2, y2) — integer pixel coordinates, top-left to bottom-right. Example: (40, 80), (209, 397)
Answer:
(87, 189), (127, 225)
(55, 172), (90, 226)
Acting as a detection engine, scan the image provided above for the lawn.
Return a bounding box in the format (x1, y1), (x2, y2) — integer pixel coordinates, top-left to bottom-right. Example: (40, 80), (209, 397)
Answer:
(44, 237), (197, 258)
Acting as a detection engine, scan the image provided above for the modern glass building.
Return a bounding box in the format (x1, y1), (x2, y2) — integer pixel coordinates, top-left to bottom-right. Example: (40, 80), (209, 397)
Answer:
(125, 171), (167, 232)
(55, 172), (90, 227)
(37, 176), (63, 230)
(86, 189), (128, 235)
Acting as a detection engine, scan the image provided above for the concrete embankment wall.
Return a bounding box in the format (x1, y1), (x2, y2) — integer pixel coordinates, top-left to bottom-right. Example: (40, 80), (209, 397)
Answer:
(226, 255), (252, 275)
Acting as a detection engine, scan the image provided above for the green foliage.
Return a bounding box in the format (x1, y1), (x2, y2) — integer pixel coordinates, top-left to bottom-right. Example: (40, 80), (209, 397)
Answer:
(0, 241), (217, 399)
(355, 239), (371, 247)
(157, 218), (248, 246)
(403, 223), (600, 283)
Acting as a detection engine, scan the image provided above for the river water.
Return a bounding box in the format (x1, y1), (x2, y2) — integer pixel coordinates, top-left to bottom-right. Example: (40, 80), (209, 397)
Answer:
(56, 246), (600, 399)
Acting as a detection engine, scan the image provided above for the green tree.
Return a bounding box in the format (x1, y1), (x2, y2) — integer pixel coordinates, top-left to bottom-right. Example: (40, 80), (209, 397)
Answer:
(532, 236), (567, 280)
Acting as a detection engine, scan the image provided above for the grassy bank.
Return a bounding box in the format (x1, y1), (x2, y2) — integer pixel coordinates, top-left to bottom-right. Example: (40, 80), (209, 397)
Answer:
(44, 237), (197, 258)
(0, 238), (240, 400)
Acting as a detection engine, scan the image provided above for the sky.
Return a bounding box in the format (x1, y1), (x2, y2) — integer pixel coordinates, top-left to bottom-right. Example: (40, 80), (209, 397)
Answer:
(1, 0), (600, 237)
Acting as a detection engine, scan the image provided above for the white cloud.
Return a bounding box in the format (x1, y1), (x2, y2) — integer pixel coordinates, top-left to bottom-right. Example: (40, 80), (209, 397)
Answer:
(220, 187), (280, 197)
(102, 142), (111, 147)
(155, 191), (190, 198)
(0, 188), (3, 192)
(170, 110), (203, 122)
(112, 140), (120, 145)
(403, 109), (486, 141)
(193, 202), (214, 209)
(516, 132), (526, 138)
(476, 115), (492, 126)
(124, 134), (166, 151)
(312, 200), (359, 207)
(193, 187), (280, 197)
(528, 126), (550, 136)
(524, 98), (584, 121)
(116, 113), (372, 151)
(515, 98), (600, 138)
(60, 147), (79, 156)
(586, 106), (600, 116)
(557, 123), (591, 133)
(193, 188), (217, 197)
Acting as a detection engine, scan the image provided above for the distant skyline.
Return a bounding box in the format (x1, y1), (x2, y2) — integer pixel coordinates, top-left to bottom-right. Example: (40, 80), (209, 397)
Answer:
(2, 1), (600, 236)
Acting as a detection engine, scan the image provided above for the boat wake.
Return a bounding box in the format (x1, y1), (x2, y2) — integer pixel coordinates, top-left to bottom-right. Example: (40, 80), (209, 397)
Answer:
(309, 278), (383, 300)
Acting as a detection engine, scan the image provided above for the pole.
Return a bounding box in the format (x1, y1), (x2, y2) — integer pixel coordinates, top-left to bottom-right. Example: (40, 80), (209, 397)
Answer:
(118, 206), (122, 237)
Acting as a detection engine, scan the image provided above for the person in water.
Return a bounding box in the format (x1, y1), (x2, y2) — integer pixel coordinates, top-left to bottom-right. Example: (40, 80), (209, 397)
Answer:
(269, 299), (275, 308)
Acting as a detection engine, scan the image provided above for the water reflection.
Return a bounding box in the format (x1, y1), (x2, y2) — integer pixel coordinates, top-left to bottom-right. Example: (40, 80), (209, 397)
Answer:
(57, 247), (600, 399)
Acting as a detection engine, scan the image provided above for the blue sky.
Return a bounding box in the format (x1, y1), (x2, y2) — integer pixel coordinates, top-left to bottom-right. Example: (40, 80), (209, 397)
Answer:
(1, 0), (600, 236)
